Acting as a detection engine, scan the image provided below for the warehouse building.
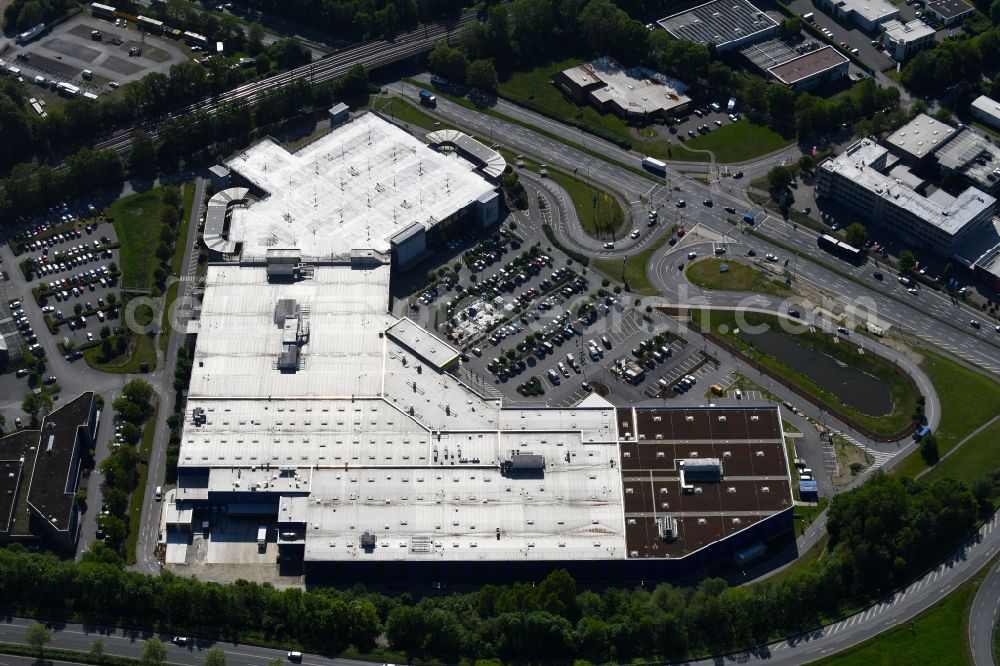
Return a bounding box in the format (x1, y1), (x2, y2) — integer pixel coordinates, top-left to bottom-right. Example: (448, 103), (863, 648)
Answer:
(816, 137), (996, 255)
(657, 0), (779, 52)
(926, 0), (975, 26)
(970, 95), (1000, 131)
(881, 19), (936, 61)
(815, 0), (899, 32)
(0, 393), (97, 551)
(221, 114), (500, 268)
(552, 56), (691, 120)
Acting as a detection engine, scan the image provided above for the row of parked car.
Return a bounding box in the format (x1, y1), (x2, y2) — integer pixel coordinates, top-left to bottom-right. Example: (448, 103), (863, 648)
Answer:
(44, 265), (115, 300)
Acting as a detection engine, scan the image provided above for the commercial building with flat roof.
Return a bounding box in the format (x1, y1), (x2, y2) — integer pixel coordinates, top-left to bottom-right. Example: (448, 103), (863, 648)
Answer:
(552, 56), (691, 120)
(223, 113), (500, 267)
(926, 0), (975, 25)
(741, 39), (799, 73)
(816, 138), (996, 254)
(816, 0), (899, 31)
(766, 46), (849, 92)
(885, 113), (956, 162)
(169, 113), (794, 579)
(657, 0), (779, 52)
(881, 19), (936, 61)
(971, 95), (1000, 130)
(0, 393), (97, 551)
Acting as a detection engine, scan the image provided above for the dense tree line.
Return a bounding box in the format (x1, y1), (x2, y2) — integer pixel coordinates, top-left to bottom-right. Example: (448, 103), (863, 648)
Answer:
(3, 0), (73, 31)
(96, 380), (157, 553)
(0, 65), (369, 222)
(900, 11), (1000, 109)
(0, 34), (312, 179)
(237, 0), (465, 42)
(0, 472), (995, 663)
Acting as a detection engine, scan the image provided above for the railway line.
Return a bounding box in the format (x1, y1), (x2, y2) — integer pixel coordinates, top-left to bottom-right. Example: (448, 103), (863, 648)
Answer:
(61, 10), (481, 164)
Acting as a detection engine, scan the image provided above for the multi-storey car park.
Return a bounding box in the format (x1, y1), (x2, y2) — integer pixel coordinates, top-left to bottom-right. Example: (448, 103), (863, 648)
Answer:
(164, 112), (793, 582)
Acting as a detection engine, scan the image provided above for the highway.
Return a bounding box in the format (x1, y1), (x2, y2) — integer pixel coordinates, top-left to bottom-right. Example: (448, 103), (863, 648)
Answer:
(395, 80), (1000, 379)
(970, 557), (1000, 666)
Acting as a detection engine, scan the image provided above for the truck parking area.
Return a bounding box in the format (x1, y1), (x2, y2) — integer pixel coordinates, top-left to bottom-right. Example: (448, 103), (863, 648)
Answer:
(2, 11), (189, 96)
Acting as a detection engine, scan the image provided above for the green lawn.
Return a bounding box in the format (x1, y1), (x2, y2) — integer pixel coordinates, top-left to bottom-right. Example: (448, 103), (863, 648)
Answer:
(84, 333), (157, 374)
(546, 170), (626, 238)
(159, 281), (179, 356)
(686, 258), (793, 297)
(108, 189), (168, 291)
(685, 121), (792, 163)
(919, 417), (1000, 486)
(371, 96), (453, 132)
(891, 349), (1000, 479)
(170, 181), (196, 276)
(593, 234), (670, 295)
(697, 310), (919, 438)
(813, 562), (988, 666)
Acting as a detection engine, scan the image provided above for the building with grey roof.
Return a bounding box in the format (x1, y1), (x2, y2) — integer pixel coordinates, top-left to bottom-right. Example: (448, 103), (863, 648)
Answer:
(816, 0), (899, 31)
(657, 0), (779, 52)
(885, 113), (956, 162)
(926, 0), (975, 25)
(0, 392), (97, 551)
(881, 19), (936, 61)
(741, 39), (799, 73)
(970, 95), (1000, 131)
(766, 46), (849, 92)
(816, 137), (996, 254)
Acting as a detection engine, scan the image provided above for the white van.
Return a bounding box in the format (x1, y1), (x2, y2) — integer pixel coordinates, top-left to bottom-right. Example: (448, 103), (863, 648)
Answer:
(154, 486), (163, 501)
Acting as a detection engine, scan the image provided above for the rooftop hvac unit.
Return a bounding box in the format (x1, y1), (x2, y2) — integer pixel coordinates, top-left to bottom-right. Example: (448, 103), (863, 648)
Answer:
(657, 515), (678, 541)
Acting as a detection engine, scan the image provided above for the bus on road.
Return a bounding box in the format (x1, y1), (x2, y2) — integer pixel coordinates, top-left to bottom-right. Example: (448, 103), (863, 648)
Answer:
(642, 156), (667, 175)
(818, 233), (865, 263)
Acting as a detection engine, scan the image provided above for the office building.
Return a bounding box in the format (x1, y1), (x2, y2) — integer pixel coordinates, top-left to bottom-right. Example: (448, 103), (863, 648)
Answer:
(881, 19), (936, 61)
(816, 138), (996, 254)
(926, 0), (975, 25)
(815, 0), (899, 31)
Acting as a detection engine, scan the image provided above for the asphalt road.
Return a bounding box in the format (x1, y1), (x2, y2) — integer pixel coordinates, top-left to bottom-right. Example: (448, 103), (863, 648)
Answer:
(970, 557), (1000, 666)
(397, 80), (1000, 379)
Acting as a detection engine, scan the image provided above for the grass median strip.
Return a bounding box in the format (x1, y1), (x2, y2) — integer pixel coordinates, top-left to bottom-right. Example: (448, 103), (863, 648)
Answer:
(686, 257), (793, 297)
(594, 234), (670, 295)
(125, 403), (158, 566)
(545, 169), (626, 238)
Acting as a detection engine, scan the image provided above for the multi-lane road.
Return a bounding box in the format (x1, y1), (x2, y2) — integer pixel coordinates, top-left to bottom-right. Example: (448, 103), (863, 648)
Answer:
(395, 80), (1000, 379)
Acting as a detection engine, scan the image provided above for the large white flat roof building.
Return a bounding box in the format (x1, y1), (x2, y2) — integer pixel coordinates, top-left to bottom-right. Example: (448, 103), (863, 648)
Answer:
(170, 113), (793, 579)
(971, 95), (1000, 130)
(224, 114), (497, 262)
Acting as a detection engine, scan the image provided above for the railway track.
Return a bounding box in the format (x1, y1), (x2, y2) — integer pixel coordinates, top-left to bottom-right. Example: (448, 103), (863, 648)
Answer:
(60, 10), (481, 167)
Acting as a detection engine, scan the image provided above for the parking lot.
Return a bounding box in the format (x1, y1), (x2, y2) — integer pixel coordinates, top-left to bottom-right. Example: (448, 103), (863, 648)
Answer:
(3, 11), (189, 95)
